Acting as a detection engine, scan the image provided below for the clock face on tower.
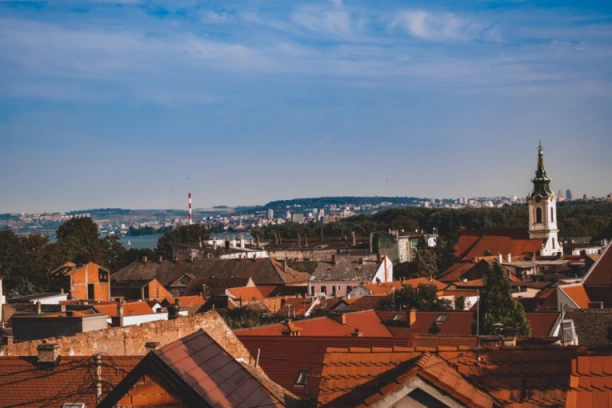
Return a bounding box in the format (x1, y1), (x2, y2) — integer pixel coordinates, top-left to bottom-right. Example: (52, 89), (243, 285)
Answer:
(535, 196), (542, 203)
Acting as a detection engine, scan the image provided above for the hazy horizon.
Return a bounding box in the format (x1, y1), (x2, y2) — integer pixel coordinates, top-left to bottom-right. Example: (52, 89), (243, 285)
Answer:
(1, 0), (611, 213)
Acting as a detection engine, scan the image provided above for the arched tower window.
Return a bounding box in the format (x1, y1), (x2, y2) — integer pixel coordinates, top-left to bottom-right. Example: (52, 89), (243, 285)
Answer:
(550, 207), (554, 223)
(536, 208), (542, 223)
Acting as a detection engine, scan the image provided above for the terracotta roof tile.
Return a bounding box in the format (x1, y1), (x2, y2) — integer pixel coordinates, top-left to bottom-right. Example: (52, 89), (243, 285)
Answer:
(95, 301), (155, 317)
(560, 285), (591, 308)
(226, 286), (265, 300)
(455, 229), (544, 261)
(0, 355), (140, 407)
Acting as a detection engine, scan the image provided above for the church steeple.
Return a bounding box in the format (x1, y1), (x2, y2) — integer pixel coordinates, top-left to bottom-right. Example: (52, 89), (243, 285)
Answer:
(529, 142), (553, 199)
(527, 141), (561, 256)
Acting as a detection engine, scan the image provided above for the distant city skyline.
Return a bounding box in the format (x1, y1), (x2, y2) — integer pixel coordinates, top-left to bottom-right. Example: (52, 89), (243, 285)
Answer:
(1, 0), (611, 213)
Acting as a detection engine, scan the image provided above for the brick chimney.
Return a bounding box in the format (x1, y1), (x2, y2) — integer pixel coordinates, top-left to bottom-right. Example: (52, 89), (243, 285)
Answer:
(377, 253), (382, 263)
(358, 257), (364, 265)
(37, 342), (60, 369)
(408, 309), (417, 327)
(142, 256), (148, 263)
(145, 341), (161, 352)
(332, 254), (338, 265)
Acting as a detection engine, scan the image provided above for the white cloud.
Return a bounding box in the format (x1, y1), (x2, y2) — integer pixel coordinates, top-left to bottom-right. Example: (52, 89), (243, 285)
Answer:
(202, 10), (231, 23)
(391, 10), (486, 42)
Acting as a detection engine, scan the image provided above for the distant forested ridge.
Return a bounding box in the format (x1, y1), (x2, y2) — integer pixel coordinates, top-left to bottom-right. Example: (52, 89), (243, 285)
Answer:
(255, 201), (612, 242)
(263, 196), (425, 210)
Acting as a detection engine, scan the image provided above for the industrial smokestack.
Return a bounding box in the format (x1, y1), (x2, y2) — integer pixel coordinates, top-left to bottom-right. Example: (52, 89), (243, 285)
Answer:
(188, 192), (193, 225)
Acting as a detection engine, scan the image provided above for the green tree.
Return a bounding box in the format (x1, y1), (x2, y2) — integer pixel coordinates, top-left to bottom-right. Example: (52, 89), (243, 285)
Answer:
(473, 262), (531, 336)
(380, 284), (452, 311)
(455, 295), (466, 311)
(100, 235), (127, 271)
(156, 224), (210, 258)
(56, 217), (103, 264)
(415, 249), (439, 278)
(435, 236), (457, 274)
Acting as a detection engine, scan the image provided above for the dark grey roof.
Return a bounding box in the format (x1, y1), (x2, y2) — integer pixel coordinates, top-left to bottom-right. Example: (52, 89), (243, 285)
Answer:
(565, 309), (612, 347)
(310, 256), (382, 282)
(112, 258), (310, 286)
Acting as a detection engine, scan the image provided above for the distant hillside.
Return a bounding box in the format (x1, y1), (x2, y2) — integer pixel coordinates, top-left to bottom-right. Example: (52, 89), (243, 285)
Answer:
(262, 196), (425, 211)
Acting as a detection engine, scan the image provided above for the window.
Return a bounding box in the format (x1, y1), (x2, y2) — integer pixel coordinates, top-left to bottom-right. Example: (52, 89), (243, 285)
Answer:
(321, 286), (327, 295)
(98, 272), (108, 282)
(536, 207), (543, 223)
(393, 313), (405, 321)
(551, 207), (555, 223)
(296, 371), (310, 386)
(332, 286), (336, 296)
(346, 286), (352, 293)
(310, 286), (315, 296)
(436, 314), (448, 323)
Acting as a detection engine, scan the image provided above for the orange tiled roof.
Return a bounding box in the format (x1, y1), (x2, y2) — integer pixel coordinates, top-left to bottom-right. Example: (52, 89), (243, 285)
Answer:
(438, 262), (479, 282)
(175, 295), (205, 307)
(341, 296), (387, 312)
(452, 279), (485, 288)
(318, 349), (495, 407)
(560, 285), (591, 308)
(566, 356), (612, 407)
(95, 301), (155, 317)
(226, 286), (265, 300)
(455, 229), (544, 261)
(0, 355), (139, 407)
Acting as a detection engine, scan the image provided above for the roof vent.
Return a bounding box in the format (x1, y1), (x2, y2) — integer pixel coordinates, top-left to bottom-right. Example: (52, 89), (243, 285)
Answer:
(62, 404), (86, 408)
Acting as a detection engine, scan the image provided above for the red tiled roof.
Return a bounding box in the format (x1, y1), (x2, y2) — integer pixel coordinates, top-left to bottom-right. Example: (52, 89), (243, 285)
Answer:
(560, 285), (591, 308)
(566, 355), (612, 408)
(583, 244), (612, 287)
(318, 349), (495, 407)
(0, 355), (140, 407)
(175, 295), (205, 307)
(438, 262), (478, 282)
(455, 229), (544, 261)
(226, 286), (265, 300)
(95, 301), (155, 317)
(237, 336), (413, 400)
(341, 296), (387, 312)
(451, 279), (485, 288)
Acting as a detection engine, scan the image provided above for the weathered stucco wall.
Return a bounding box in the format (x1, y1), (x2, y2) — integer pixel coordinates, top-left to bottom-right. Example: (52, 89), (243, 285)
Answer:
(1, 310), (250, 361)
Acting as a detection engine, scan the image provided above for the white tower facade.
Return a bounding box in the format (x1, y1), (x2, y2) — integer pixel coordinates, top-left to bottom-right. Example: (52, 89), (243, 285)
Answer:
(527, 143), (561, 256)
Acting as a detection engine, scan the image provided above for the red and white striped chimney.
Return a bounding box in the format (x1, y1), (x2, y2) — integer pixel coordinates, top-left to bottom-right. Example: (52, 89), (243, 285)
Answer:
(188, 192), (193, 225)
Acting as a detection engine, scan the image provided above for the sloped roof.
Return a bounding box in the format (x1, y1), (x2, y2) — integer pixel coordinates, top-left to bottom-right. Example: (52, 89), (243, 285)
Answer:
(49, 261), (109, 278)
(227, 286), (265, 301)
(0, 355), (139, 407)
(311, 256), (384, 282)
(566, 355), (612, 407)
(318, 350), (495, 407)
(560, 285), (591, 308)
(583, 243), (612, 287)
(362, 278), (446, 295)
(175, 295), (206, 307)
(99, 329), (295, 408)
(454, 229), (544, 261)
(341, 296), (387, 312)
(564, 309), (612, 347)
(112, 258), (310, 286)
(438, 260), (490, 283)
(237, 336), (413, 400)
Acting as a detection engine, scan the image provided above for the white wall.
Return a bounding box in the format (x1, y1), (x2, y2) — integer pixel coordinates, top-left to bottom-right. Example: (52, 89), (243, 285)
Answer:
(31, 294), (69, 305)
(107, 313), (169, 326)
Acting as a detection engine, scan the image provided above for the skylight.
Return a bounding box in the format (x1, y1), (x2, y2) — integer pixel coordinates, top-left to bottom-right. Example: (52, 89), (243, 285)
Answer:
(436, 314), (448, 323)
(393, 313), (405, 321)
(296, 370), (310, 386)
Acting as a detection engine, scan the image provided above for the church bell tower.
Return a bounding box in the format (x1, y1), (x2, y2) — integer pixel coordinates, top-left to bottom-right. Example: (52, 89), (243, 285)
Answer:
(528, 143), (561, 256)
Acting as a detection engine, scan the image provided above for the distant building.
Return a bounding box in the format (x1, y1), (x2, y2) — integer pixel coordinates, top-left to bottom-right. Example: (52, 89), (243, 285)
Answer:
(291, 213), (305, 223)
(48, 262), (111, 302)
(11, 309), (108, 341)
(566, 189), (573, 200)
(308, 254), (393, 298)
(371, 230), (438, 264)
(558, 189), (565, 201)
(267, 208), (274, 220)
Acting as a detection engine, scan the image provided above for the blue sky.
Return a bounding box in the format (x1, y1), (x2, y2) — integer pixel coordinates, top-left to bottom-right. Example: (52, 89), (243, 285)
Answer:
(1, 0), (611, 212)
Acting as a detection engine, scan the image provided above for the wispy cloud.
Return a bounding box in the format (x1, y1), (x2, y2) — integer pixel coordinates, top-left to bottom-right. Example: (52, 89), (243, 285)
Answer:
(390, 10), (494, 42)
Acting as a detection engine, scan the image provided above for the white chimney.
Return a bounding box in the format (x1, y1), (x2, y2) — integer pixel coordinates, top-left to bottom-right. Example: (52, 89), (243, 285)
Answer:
(507, 253), (512, 263)
(498, 253), (503, 263)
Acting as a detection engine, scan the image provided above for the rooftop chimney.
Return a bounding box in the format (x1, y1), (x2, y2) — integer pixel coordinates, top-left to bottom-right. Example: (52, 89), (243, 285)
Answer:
(507, 253), (512, 263)
(117, 300), (124, 318)
(240, 234), (245, 249)
(145, 341), (161, 353)
(213, 238), (217, 250)
(358, 257), (364, 265)
(60, 288), (64, 294)
(377, 253), (382, 263)
(37, 342), (60, 369)
(352, 231), (356, 247)
(283, 259), (288, 273)
(142, 256), (148, 263)
(36, 301), (42, 315)
(408, 310), (417, 327)
(351, 328), (364, 337)
(498, 253), (503, 264)
(332, 254), (338, 265)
